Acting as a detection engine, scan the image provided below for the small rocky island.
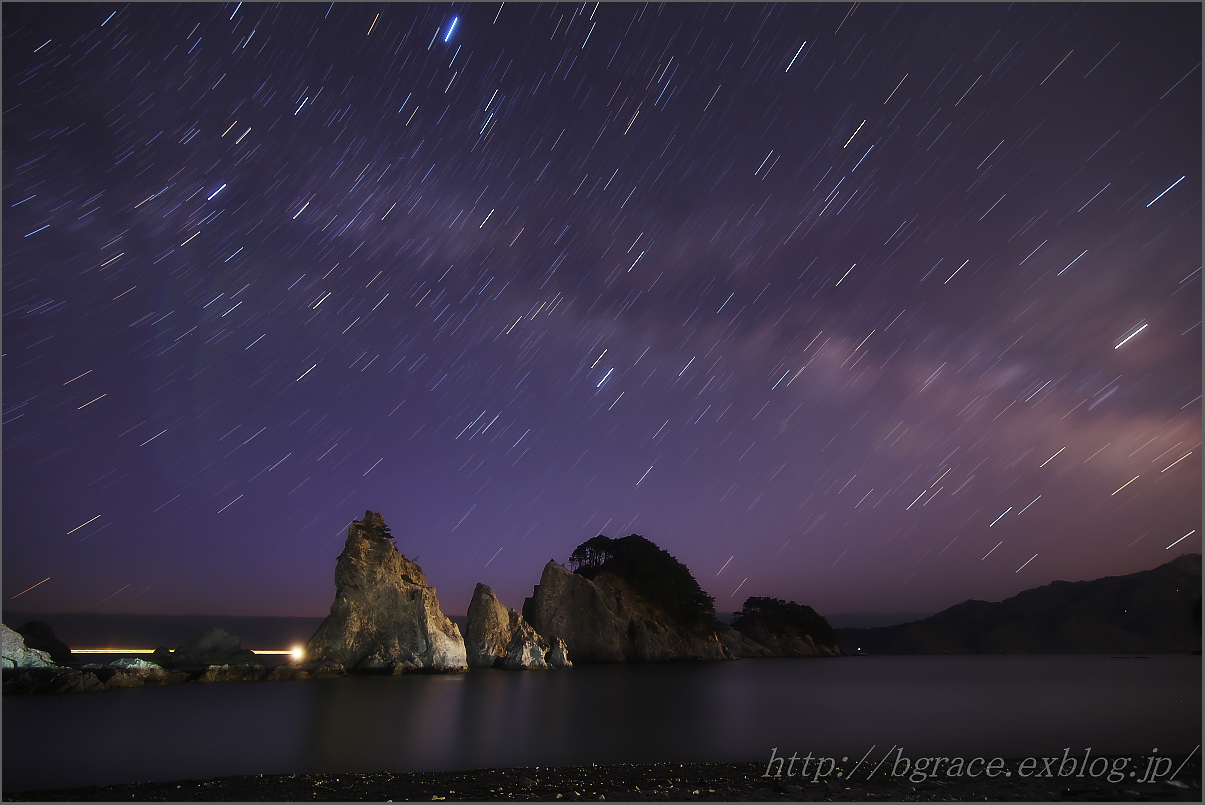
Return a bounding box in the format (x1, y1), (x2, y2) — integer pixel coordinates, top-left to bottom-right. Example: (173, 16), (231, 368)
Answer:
(298, 510), (468, 675)
(522, 534), (842, 662)
(3, 509), (845, 695)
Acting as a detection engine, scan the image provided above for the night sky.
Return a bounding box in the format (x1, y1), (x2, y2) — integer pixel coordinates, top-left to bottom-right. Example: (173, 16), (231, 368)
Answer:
(3, 2), (1200, 622)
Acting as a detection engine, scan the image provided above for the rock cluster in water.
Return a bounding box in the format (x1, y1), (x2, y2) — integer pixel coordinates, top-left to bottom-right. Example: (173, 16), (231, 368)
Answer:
(522, 560), (841, 662)
(0, 623), (305, 694)
(465, 583), (571, 669)
(3, 514), (852, 696)
(299, 510), (468, 674)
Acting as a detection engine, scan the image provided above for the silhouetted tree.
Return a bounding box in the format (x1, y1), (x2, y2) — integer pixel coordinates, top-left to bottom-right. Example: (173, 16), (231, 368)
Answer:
(569, 534), (717, 624)
(735, 596), (838, 647)
(569, 535), (613, 572)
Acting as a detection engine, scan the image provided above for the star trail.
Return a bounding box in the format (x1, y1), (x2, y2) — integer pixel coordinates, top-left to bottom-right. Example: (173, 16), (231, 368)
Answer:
(3, 3), (1200, 619)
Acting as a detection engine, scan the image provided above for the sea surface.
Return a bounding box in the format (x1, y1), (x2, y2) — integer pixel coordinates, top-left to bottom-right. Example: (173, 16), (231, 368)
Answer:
(3, 655), (1200, 793)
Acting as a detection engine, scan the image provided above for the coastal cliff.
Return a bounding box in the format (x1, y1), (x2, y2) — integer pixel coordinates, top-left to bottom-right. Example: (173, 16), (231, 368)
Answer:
(301, 510), (467, 673)
(522, 535), (843, 662)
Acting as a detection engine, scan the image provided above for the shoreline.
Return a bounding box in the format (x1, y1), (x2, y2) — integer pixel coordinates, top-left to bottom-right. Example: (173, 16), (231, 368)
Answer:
(6, 756), (1200, 802)
(5, 651), (1200, 696)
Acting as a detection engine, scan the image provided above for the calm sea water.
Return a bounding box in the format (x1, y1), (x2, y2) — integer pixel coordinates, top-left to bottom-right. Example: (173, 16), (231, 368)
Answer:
(3, 655), (1200, 793)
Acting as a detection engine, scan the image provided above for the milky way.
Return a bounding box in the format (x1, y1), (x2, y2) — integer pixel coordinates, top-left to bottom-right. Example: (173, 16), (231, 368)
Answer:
(3, 3), (1200, 618)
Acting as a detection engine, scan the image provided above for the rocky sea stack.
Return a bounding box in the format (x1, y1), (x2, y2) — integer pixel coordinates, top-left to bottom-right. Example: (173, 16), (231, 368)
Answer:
(301, 510), (468, 674)
(522, 535), (843, 662)
(465, 583), (571, 669)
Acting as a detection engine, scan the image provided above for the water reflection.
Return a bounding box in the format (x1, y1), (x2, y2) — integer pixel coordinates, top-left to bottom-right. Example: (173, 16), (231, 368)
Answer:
(300, 673), (469, 772)
(3, 656), (1199, 793)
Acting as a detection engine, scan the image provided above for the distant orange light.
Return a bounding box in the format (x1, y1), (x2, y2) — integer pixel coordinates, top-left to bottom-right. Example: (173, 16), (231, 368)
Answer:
(291, 646), (304, 660)
(72, 649), (157, 654)
(73, 648), (295, 654)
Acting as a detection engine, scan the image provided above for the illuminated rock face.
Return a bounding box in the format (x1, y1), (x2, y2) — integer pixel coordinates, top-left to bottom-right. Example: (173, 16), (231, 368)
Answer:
(465, 583), (565, 669)
(303, 511), (467, 674)
(546, 635), (572, 668)
(14, 621), (72, 664)
(2, 624), (56, 668)
(466, 583), (526, 668)
(522, 561), (630, 662)
(104, 660), (170, 687)
(502, 618), (551, 669)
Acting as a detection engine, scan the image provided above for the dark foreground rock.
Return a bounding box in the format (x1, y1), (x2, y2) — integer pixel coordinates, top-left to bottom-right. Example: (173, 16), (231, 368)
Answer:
(6, 756), (1199, 801)
(732, 598), (844, 658)
(152, 626), (265, 668)
(14, 621), (73, 664)
(2, 624), (56, 668)
(3, 661), (317, 694)
(2, 619), (322, 694)
(3, 665), (185, 694)
(300, 510), (467, 674)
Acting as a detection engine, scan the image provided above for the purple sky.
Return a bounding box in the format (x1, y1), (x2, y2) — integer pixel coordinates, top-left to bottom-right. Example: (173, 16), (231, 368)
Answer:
(4, 2), (1200, 621)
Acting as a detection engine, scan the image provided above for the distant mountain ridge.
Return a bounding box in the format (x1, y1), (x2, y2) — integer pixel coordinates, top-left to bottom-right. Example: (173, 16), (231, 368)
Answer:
(836, 553), (1201, 654)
